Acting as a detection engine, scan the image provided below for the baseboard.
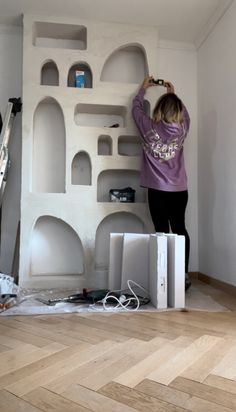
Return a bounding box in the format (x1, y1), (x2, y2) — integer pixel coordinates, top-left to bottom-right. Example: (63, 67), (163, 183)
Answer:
(189, 271), (236, 297)
(188, 271), (199, 279)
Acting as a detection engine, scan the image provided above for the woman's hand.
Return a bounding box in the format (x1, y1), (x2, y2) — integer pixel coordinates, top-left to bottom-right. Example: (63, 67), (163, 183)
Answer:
(141, 76), (156, 90)
(164, 81), (175, 93)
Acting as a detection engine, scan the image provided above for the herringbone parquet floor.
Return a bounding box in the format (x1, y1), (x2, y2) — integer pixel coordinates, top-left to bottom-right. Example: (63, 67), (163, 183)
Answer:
(1, 279), (236, 411)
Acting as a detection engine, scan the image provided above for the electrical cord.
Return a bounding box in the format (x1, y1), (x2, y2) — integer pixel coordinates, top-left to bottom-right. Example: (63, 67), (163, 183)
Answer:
(90, 280), (150, 312)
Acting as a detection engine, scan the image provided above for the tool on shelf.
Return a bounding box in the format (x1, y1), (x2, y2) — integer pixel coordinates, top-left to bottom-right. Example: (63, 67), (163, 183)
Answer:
(109, 187), (135, 203)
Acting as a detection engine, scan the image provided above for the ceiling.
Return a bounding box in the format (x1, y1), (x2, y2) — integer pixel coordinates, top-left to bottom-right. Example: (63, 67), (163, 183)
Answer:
(0, 0), (232, 46)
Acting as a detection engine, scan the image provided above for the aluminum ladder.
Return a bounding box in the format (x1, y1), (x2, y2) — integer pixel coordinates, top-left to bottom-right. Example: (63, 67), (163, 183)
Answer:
(0, 98), (22, 206)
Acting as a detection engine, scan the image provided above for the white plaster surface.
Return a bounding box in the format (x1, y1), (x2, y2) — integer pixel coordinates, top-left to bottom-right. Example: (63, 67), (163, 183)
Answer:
(20, 15), (157, 288)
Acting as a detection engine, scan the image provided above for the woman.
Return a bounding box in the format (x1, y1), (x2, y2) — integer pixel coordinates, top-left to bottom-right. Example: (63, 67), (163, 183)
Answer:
(132, 76), (191, 291)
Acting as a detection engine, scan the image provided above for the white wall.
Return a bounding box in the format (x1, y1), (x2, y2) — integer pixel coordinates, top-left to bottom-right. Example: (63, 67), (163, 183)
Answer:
(198, 1), (236, 285)
(0, 25), (23, 274)
(157, 41), (198, 271)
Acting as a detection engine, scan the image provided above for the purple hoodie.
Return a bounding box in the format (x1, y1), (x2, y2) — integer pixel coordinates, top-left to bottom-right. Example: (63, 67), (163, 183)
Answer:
(132, 88), (190, 192)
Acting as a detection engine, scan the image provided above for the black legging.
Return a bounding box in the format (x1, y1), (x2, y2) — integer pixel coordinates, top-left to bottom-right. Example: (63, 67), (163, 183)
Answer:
(148, 188), (190, 274)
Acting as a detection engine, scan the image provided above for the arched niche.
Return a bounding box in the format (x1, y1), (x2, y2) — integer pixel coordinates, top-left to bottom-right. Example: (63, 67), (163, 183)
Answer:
(97, 169), (146, 203)
(30, 216), (84, 276)
(101, 44), (148, 84)
(98, 135), (112, 155)
(41, 60), (59, 86)
(68, 62), (92, 88)
(95, 211), (146, 270)
(33, 97), (65, 193)
(71, 151), (91, 185)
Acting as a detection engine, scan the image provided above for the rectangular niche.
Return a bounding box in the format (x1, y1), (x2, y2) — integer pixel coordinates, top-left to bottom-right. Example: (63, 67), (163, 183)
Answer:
(118, 135), (141, 156)
(97, 169), (146, 203)
(75, 104), (126, 128)
(33, 22), (87, 50)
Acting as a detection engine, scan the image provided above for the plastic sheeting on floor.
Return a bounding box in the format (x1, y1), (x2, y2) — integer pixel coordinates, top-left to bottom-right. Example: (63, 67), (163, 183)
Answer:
(0, 284), (229, 316)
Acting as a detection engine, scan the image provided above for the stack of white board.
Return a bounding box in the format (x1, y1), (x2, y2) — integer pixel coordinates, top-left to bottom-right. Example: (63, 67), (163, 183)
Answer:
(108, 232), (185, 309)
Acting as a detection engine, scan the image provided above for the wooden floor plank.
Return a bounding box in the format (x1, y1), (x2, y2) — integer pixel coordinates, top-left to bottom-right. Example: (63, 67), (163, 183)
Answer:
(135, 312), (226, 339)
(140, 311), (236, 338)
(51, 314), (129, 342)
(0, 322), (54, 347)
(204, 374), (236, 394)
(5, 340), (126, 396)
(19, 314), (127, 344)
(72, 314), (155, 341)
(181, 337), (235, 382)
(136, 379), (235, 412)
(62, 383), (138, 412)
(0, 389), (42, 412)
(23, 387), (91, 411)
(170, 376), (236, 410)
(0, 318), (85, 346)
(0, 342), (65, 377)
(210, 342), (236, 379)
(0, 344), (85, 390)
(86, 312), (173, 339)
(78, 336), (172, 390)
(114, 336), (193, 388)
(0, 344), (10, 353)
(45, 338), (139, 394)
(147, 335), (221, 385)
(99, 381), (188, 412)
(0, 333), (41, 350)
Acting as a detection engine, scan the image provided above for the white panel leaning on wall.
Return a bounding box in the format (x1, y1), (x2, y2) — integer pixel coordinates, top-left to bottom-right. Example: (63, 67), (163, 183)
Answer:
(108, 233), (185, 309)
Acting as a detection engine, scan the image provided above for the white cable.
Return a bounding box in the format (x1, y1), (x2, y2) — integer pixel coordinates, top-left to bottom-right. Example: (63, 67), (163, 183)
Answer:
(90, 280), (149, 312)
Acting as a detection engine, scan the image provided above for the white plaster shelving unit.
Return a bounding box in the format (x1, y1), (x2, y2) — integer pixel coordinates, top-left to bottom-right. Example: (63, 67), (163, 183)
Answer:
(20, 15), (159, 289)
